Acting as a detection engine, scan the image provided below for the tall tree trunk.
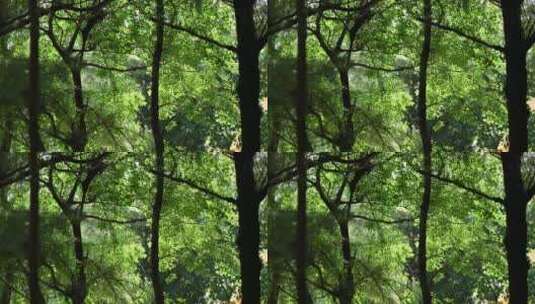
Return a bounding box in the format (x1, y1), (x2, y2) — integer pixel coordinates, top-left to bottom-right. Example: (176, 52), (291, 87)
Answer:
(338, 69), (354, 152)
(295, 0), (310, 302)
(27, 0), (45, 302)
(68, 69), (88, 304)
(267, 2), (282, 299)
(233, 1), (263, 303)
(500, 1), (530, 303)
(149, 0), (166, 303)
(416, 0), (433, 303)
(233, 1), (262, 154)
(502, 153), (530, 303)
(71, 222), (87, 304)
(69, 68), (88, 152)
(234, 154), (262, 304)
(501, 1), (529, 154)
(66, 94), (89, 304)
(338, 221), (355, 304)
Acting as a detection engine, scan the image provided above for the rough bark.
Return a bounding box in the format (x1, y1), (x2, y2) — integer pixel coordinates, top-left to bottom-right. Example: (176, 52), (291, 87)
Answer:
(149, 0), (166, 302)
(27, 0), (45, 302)
(416, 0), (433, 303)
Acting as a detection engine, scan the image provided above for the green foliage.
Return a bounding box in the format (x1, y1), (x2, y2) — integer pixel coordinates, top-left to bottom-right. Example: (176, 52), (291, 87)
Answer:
(0, 0), (527, 302)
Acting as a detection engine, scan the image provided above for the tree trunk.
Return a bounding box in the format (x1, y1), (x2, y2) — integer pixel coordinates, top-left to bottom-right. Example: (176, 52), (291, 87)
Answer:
(295, 0), (310, 302)
(234, 153), (262, 304)
(266, 1), (282, 301)
(233, 1), (263, 303)
(338, 221), (355, 304)
(70, 68), (87, 152)
(149, 0), (166, 302)
(501, 153), (530, 304)
(500, 1), (530, 302)
(71, 222), (87, 304)
(338, 70), (354, 152)
(27, 0), (45, 302)
(501, 0), (529, 154)
(233, 0), (262, 154)
(416, 0), (433, 303)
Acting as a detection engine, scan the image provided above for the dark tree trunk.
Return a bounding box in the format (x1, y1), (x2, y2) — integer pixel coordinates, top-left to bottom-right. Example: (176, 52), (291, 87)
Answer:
(69, 68), (88, 152)
(500, 1), (530, 302)
(233, 0), (262, 154)
(234, 153), (262, 304)
(338, 70), (354, 152)
(71, 222), (87, 304)
(501, 0), (529, 154)
(149, 0), (166, 302)
(67, 67), (88, 303)
(266, 1), (282, 300)
(501, 153), (530, 304)
(338, 221), (355, 304)
(27, 0), (45, 302)
(295, 0), (310, 302)
(416, 0), (433, 303)
(232, 1), (264, 303)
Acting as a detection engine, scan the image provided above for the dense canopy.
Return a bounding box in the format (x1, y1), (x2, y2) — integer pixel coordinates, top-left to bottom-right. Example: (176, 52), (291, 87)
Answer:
(1, 0), (535, 303)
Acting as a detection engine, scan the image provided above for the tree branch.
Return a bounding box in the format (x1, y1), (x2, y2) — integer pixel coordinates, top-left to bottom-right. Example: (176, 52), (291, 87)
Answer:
(83, 62), (147, 72)
(416, 169), (504, 204)
(160, 20), (237, 53)
(153, 170), (236, 204)
(418, 18), (504, 52)
(84, 214), (147, 224)
(350, 62), (415, 72)
(351, 214), (415, 224)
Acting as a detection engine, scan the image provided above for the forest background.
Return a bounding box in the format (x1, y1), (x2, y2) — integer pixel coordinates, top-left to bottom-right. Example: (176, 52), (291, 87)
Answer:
(1, 0), (535, 303)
